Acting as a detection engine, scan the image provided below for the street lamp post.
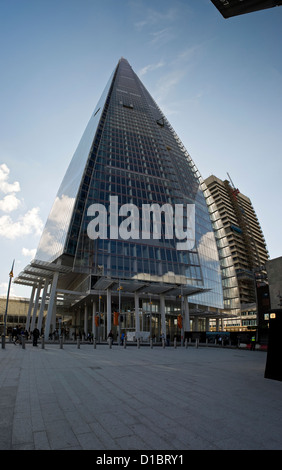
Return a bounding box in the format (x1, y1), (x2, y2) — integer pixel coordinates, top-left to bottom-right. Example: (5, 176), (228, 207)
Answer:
(98, 294), (102, 341)
(2, 260), (15, 349)
(117, 282), (123, 345)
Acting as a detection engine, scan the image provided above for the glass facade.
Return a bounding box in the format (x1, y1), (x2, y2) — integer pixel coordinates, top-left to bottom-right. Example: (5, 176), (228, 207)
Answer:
(35, 58), (225, 310)
(35, 69), (115, 262)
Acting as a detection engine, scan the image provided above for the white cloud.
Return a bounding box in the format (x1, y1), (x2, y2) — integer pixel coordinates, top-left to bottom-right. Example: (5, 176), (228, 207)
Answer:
(0, 163), (20, 194)
(139, 60), (165, 77)
(0, 280), (18, 297)
(149, 28), (174, 47)
(0, 163), (44, 241)
(0, 163), (22, 213)
(0, 207), (43, 239)
(175, 45), (201, 64)
(22, 247), (37, 258)
(155, 68), (187, 103)
(0, 281), (9, 295)
(151, 45), (203, 110)
(0, 193), (21, 213)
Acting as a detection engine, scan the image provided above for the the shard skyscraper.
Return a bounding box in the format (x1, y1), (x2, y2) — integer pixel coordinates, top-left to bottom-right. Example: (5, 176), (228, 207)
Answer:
(16, 58), (239, 340)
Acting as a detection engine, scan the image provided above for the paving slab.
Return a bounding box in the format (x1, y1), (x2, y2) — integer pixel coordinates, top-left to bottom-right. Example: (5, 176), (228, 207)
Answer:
(0, 341), (281, 451)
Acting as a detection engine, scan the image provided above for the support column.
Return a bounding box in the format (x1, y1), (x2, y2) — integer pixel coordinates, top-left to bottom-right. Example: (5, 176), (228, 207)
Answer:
(51, 297), (57, 334)
(160, 294), (166, 338)
(44, 270), (59, 340)
(92, 300), (96, 338)
(37, 279), (49, 333)
(30, 283), (42, 332)
(107, 289), (112, 336)
(184, 296), (190, 331)
(205, 316), (210, 332)
(71, 312), (76, 338)
(77, 309), (81, 336)
(25, 285), (36, 331)
(135, 292), (140, 337)
(84, 304), (88, 337)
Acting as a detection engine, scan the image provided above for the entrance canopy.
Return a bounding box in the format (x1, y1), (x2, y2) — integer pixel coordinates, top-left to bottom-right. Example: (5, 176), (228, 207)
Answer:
(14, 258), (209, 307)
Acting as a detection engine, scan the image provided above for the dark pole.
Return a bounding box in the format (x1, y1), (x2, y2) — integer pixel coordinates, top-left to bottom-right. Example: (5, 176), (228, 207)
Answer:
(2, 260), (15, 348)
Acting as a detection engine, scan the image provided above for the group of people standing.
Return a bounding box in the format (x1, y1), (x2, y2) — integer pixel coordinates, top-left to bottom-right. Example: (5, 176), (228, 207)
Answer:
(107, 330), (126, 345)
(12, 325), (40, 346)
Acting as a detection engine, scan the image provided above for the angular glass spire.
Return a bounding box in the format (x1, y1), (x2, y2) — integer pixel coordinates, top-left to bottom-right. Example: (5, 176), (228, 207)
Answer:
(36, 58), (224, 309)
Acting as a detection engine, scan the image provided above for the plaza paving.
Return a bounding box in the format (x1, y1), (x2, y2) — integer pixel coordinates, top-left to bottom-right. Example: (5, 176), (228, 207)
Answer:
(0, 340), (281, 451)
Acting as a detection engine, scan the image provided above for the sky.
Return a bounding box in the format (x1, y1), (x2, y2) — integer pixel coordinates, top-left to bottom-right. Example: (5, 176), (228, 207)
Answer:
(0, 0), (281, 299)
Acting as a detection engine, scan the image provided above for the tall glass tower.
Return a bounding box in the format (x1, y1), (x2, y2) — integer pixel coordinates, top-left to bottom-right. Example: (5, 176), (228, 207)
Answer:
(16, 58), (239, 340)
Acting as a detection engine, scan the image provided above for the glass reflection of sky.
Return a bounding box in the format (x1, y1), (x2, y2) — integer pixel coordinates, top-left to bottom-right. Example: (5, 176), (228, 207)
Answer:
(35, 70), (115, 262)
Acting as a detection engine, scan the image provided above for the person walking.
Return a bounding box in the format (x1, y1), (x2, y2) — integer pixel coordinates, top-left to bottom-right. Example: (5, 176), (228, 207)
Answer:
(32, 327), (40, 346)
(250, 335), (256, 351)
(108, 330), (114, 346)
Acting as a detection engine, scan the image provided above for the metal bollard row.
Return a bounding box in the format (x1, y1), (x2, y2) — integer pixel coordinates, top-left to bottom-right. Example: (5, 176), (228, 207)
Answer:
(10, 336), (197, 350)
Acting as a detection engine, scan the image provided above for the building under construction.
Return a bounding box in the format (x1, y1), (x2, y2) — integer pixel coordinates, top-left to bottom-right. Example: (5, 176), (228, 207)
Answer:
(205, 175), (269, 310)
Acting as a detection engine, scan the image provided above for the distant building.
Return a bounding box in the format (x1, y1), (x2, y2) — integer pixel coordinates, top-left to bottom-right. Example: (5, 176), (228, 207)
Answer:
(0, 296), (36, 334)
(210, 0), (282, 18)
(205, 175), (269, 332)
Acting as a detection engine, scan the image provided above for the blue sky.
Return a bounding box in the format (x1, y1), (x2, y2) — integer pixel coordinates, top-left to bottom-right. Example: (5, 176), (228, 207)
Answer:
(0, 0), (281, 298)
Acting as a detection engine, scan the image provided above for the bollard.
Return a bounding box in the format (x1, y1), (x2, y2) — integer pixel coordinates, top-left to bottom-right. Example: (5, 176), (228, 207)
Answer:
(1, 335), (5, 349)
(150, 338), (153, 349)
(174, 337), (177, 349)
(22, 336), (25, 349)
(137, 338), (140, 349)
(60, 336), (63, 349)
(109, 338), (112, 349)
(185, 338), (188, 349)
(123, 338), (126, 349)
(162, 338), (165, 349)
(93, 338), (96, 349)
(195, 338), (199, 348)
(77, 338), (80, 349)
(41, 337), (45, 349)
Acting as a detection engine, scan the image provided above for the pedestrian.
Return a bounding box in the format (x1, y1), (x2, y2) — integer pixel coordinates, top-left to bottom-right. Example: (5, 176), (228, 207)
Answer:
(121, 331), (125, 345)
(12, 327), (18, 344)
(250, 335), (256, 351)
(166, 333), (170, 346)
(32, 327), (40, 346)
(108, 330), (114, 346)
